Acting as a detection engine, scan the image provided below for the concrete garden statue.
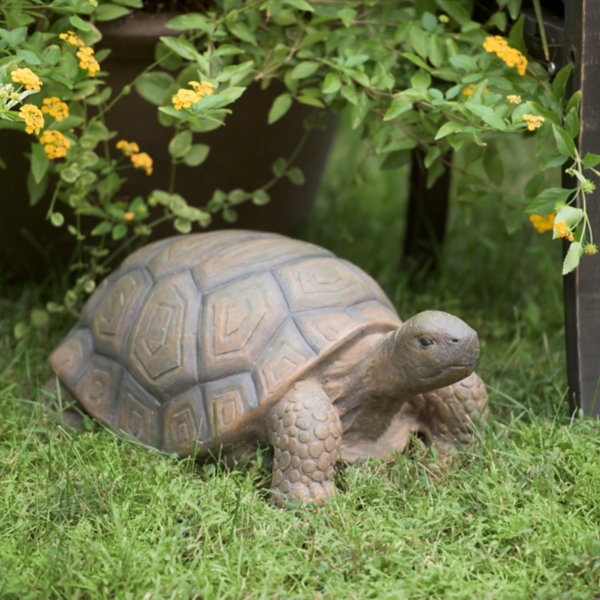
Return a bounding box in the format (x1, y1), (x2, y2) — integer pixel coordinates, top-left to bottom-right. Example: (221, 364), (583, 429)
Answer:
(46, 231), (487, 506)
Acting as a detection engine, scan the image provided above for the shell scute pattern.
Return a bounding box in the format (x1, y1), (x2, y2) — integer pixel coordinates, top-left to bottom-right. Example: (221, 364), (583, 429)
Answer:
(54, 232), (399, 455)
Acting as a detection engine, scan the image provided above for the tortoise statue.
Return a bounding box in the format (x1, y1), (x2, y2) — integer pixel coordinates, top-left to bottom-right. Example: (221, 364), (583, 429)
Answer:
(46, 230), (487, 506)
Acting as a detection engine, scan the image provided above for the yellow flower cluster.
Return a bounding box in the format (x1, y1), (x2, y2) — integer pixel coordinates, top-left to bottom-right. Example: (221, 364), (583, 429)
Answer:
(584, 244), (598, 255)
(172, 81), (216, 110)
(19, 104), (44, 135)
(116, 140), (140, 156)
(41, 97), (69, 122)
(59, 31), (100, 76)
(507, 94), (521, 105)
(554, 220), (574, 242)
(11, 68), (42, 91)
(116, 140), (153, 175)
(529, 213), (555, 234)
(522, 114), (545, 131)
(59, 31), (85, 47)
(483, 36), (528, 76)
(39, 130), (71, 159)
(131, 152), (153, 175)
(76, 46), (100, 77)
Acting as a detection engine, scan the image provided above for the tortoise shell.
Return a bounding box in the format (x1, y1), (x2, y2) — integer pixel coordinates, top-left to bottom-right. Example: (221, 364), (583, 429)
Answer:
(49, 231), (401, 456)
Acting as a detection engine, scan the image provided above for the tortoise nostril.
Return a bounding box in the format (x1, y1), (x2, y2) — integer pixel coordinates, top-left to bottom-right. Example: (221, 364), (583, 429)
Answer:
(451, 338), (459, 343)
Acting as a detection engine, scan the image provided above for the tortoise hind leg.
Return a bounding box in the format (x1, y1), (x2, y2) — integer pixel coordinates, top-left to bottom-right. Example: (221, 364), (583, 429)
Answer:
(267, 380), (342, 507)
(43, 377), (87, 431)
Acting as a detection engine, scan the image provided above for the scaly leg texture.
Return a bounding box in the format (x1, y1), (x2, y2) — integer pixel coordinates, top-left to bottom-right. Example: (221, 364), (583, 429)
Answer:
(267, 380), (342, 507)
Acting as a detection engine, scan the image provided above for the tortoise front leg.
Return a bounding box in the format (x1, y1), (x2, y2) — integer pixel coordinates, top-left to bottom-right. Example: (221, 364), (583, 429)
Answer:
(342, 372), (488, 463)
(267, 380), (342, 507)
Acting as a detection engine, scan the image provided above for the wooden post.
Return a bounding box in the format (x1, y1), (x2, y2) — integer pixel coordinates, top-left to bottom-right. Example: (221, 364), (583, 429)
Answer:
(562, 0), (600, 415)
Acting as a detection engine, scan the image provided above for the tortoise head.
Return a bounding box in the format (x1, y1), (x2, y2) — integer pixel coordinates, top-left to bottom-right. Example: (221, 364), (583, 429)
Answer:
(391, 310), (479, 395)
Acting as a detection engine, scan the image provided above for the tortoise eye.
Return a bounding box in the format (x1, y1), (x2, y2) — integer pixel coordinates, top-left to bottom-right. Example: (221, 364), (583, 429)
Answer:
(419, 337), (434, 347)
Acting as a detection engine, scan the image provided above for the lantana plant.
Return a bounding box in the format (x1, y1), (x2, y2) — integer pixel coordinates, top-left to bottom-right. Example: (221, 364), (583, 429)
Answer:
(0, 0), (597, 322)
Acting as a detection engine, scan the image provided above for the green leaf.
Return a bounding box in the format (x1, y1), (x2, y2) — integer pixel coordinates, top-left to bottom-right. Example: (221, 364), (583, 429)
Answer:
(402, 52), (431, 71)
(507, 0), (523, 20)
(31, 144), (49, 185)
(272, 157), (288, 177)
(159, 36), (200, 61)
(227, 21), (257, 45)
(524, 173), (545, 199)
(566, 90), (582, 114)
(583, 152), (600, 170)
(14, 322), (29, 340)
(286, 167), (305, 185)
(134, 72), (174, 106)
(174, 218), (192, 233)
(428, 36), (445, 68)
(91, 221), (112, 236)
(95, 4), (131, 21)
(552, 124), (576, 158)
(337, 7), (357, 27)
(540, 150), (569, 170)
(30, 309), (49, 328)
(563, 241), (583, 274)
(449, 54), (477, 72)
(223, 208), (238, 223)
(27, 170), (47, 206)
(506, 209), (527, 234)
(380, 150), (411, 170)
(268, 93), (293, 124)
(322, 73), (341, 94)
(69, 15), (92, 31)
(384, 97), (413, 121)
(228, 189), (248, 205)
(252, 190), (271, 205)
(166, 13), (211, 31)
(409, 26), (429, 60)
(411, 70), (431, 90)
(436, 0), (471, 25)
(526, 188), (573, 214)
(283, 0), (314, 11)
(50, 212), (64, 227)
(564, 108), (580, 139)
(350, 91), (370, 129)
(183, 144), (210, 166)
(169, 130), (193, 158)
(555, 205), (584, 229)
(112, 223), (127, 240)
(296, 94), (324, 108)
(435, 121), (462, 139)
(552, 63), (573, 99)
(508, 14), (526, 54)
(290, 61), (320, 80)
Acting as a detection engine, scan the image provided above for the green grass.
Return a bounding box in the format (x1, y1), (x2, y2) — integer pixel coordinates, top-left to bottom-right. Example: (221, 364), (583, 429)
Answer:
(2, 117), (600, 599)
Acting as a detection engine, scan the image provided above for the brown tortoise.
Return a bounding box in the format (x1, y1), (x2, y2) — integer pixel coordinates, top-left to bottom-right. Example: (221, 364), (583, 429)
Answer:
(47, 230), (487, 506)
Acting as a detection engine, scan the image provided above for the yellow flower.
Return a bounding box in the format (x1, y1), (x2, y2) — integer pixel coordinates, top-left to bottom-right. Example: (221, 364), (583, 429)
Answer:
(522, 114), (545, 131)
(131, 152), (153, 175)
(554, 220), (574, 242)
(462, 84), (476, 96)
(584, 243), (598, 255)
(483, 36), (528, 76)
(172, 81), (217, 110)
(39, 130), (71, 160)
(189, 80), (216, 98)
(529, 213), (555, 233)
(172, 88), (201, 111)
(18, 104), (44, 135)
(76, 46), (100, 77)
(124, 211), (135, 221)
(11, 68), (42, 92)
(116, 140), (140, 156)
(41, 97), (69, 122)
(59, 31), (85, 47)
(507, 94), (521, 104)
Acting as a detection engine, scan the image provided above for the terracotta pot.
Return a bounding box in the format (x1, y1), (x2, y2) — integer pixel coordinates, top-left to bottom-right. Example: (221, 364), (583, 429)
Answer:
(0, 13), (336, 279)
